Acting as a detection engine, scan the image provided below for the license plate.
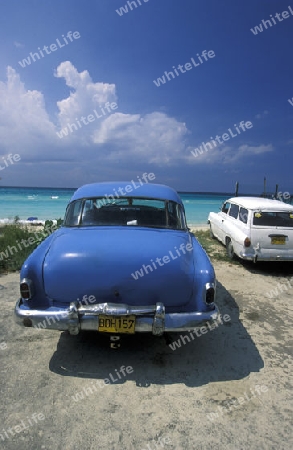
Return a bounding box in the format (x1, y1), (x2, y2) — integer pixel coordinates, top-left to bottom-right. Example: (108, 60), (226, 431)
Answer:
(271, 237), (285, 245)
(98, 315), (136, 334)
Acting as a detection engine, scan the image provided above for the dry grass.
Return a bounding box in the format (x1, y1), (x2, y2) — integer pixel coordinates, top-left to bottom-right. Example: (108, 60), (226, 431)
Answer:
(192, 229), (239, 264)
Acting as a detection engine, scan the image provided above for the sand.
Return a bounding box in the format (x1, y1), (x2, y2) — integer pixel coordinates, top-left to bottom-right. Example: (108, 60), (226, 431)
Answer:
(0, 259), (292, 450)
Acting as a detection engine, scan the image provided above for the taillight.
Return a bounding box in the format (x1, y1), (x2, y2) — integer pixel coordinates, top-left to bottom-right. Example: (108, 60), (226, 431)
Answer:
(20, 278), (34, 299)
(244, 237), (251, 248)
(205, 283), (215, 305)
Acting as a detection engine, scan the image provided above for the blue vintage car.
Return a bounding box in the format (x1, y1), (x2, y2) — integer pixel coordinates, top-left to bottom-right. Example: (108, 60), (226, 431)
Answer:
(15, 182), (219, 337)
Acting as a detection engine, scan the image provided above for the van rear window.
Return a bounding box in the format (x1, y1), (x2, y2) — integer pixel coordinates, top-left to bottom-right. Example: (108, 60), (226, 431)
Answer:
(253, 211), (293, 227)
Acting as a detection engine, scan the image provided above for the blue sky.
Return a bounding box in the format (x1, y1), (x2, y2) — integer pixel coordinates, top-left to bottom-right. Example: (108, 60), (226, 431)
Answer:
(0, 0), (292, 193)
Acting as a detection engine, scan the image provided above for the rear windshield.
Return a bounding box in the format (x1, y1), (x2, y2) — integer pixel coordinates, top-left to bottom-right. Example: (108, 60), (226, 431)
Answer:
(64, 197), (187, 230)
(253, 211), (293, 227)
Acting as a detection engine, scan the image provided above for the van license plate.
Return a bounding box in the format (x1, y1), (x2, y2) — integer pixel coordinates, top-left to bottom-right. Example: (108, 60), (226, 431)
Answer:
(271, 237), (285, 245)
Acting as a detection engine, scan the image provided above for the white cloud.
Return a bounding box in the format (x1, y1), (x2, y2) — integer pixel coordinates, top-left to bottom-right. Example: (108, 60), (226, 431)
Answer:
(237, 144), (273, 156)
(53, 61), (188, 164)
(14, 41), (25, 48)
(187, 143), (274, 165)
(0, 61), (188, 167)
(0, 66), (56, 153)
(92, 111), (188, 164)
(255, 110), (269, 119)
(0, 61), (272, 186)
(55, 61), (117, 127)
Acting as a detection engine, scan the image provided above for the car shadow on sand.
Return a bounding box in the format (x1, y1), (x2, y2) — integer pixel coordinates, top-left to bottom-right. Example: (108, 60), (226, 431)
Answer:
(49, 281), (264, 387)
(240, 260), (293, 277)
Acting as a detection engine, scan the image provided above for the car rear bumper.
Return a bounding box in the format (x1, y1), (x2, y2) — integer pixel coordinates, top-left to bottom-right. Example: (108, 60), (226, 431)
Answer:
(14, 299), (219, 336)
(240, 248), (293, 262)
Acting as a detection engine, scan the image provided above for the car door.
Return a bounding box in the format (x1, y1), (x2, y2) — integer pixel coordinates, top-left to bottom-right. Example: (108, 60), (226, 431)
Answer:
(224, 203), (241, 241)
(216, 201), (232, 243)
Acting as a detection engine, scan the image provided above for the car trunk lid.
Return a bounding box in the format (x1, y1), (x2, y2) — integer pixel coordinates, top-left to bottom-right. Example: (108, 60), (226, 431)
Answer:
(43, 227), (195, 307)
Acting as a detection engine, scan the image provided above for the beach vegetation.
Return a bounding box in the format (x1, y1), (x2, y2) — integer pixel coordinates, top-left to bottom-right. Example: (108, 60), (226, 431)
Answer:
(193, 230), (239, 264)
(0, 220), (62, 272)
(1, 224), (233, 273)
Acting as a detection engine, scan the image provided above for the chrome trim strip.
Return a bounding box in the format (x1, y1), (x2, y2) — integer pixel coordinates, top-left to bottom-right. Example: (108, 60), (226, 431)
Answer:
(77, 302), (158, 315)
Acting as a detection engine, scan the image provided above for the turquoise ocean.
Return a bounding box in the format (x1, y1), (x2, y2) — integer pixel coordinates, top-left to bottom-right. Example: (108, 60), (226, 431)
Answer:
(0, 187), (232, 226)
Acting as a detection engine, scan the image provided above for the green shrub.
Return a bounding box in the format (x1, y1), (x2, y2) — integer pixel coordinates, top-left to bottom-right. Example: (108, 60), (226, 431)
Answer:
(0, 220), (62, 272)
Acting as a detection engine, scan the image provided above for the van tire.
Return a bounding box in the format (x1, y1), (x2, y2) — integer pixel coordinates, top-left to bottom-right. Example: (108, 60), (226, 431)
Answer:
(226, 240), (236, 260)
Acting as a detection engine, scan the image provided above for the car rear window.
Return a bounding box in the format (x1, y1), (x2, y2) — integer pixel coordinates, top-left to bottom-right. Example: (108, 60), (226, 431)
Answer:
(253, 211), (293, 227)
(63, 197), (187, 230)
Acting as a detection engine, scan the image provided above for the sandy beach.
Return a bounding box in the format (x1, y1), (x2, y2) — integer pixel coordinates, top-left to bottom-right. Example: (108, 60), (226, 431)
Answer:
(190, 225), (209, 232)
(1, 257), (292, 450)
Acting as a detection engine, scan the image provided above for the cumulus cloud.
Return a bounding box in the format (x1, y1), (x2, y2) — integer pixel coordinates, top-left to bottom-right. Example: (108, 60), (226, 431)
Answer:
(0, 61), (189, 167)
(55, 61), (117, 127)
(92, 111), (188, 164)
(0, 60), (271, 187)
(0, 66), (55, 153)
(53, 61), (188, 164)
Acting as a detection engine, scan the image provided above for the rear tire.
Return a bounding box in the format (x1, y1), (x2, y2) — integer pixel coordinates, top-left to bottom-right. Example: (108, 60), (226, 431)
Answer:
(226, 240), (236, 260)
(209, 224), (215, 239)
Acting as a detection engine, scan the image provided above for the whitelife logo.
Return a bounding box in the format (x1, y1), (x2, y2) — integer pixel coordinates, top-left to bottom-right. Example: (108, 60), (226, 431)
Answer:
(18, 31), (81, 68)
(190, 120), (253, 158)
(168, 314), (231, 351)
(71, 366), (134, 402)
(56, 101), (118, 139)
(0, 153), (21, 171)
(0, 412), (45, 442)
(131, 242), (193, 280)
(266, 277), (293, 299)
(0, 223), (58, 263)
(206, 385), (268, 421)
(95, 172), (156, 208)
(153, 50), (215, 87)
(250, 5), (293, 35)
(116, 0), (150, 17)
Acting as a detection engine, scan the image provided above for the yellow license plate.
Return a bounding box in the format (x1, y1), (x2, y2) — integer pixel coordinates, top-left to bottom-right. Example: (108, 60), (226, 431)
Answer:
(98, 315), (136, 334)
(271, 237), (285, 245)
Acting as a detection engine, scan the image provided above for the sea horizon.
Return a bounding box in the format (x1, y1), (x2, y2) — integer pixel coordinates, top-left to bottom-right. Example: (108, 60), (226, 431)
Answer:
(0, 184), (235, 194)
(0, 185), (281, 226)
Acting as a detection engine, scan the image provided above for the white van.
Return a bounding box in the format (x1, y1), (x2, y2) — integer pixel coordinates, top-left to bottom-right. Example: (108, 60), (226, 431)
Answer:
(208, 197), (293, 262)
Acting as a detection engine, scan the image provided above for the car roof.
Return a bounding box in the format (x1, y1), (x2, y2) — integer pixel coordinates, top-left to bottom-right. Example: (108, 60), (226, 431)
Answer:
(227, 196), (293, 211)
(70, 182), (183, 205)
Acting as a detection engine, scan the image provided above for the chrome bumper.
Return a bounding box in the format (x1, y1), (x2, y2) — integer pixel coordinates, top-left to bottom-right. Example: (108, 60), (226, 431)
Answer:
(240, 250), (293, 262)
(14, 299), (219, 336)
